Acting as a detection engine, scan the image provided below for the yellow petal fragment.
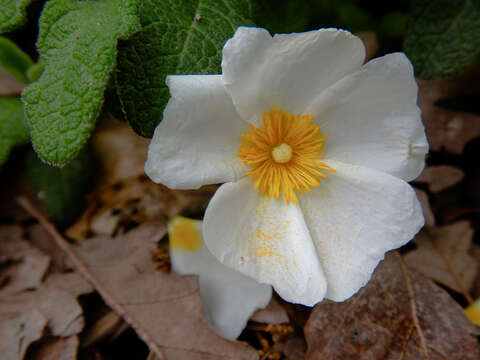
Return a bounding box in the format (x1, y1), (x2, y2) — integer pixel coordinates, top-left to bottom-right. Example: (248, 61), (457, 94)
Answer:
(465, 299), (480, 327)
(168, 216), (202, 252)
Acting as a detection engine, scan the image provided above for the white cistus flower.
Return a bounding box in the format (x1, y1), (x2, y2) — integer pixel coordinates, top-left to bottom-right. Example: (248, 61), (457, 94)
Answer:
(168, 216), (272, 339)
(146, 27), (429, 306)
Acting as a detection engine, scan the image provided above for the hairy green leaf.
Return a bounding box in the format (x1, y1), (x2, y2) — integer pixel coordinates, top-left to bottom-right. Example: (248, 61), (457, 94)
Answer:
(26, 60), (44, 83)
(338, 3), (374, 32)
(22, 0), (140, 165)
(0, 36), (33, 83)
(27, 145), (94, 227)
(0, 97), (29, 166)
(404, 0), (480, 80)
(116, 0), (255, 138)
(378, 12), (408, 39)
(0, 0), (33, 33)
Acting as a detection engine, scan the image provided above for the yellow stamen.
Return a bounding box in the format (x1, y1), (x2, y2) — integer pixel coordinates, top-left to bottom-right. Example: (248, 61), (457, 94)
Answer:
(237, 109), (335, 204)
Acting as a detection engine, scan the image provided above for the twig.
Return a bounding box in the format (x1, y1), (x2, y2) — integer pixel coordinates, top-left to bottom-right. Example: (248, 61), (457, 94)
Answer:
(427, 345), (450, 360)
(432, 239), (474, 304)
(396, 253), (430, 360)
(16, 196), (167, 360)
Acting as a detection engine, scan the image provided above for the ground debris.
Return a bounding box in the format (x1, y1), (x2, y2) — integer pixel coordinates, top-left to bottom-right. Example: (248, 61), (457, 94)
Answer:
(417, 66), (480, 154)
(304, 253), (480, 360)
(405, 221), (477, 300)
(416, 165), (464, 193)
(251, 298), (289, 325)
(151, 245), (171, 273)
(27, 335), (80, 360)
(0, 225), (50, 296)
(66, 176), (216, 242)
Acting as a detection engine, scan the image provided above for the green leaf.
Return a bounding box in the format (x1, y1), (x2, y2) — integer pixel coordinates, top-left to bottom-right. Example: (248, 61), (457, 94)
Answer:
(0, 97), (29, 166)
(337, 2), (374, 32)
(378, 12), (408, 39)
(22, 0), (140, 165)
(27, 144), (94, 228)
(116, 0), (255, 138)
(26, 60), (44, 83)
(404, 0), (480, 80)
(0, 36), (33, 83)
(0, 0), (33, 33)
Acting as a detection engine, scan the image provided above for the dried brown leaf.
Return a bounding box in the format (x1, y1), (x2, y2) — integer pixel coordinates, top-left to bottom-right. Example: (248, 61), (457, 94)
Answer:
(68, 122), (206, 241)
(418, 68), (480, 154)
(305, 253), (480, 360)
(44, 272), (94, 299)
(81, 348), (104, 360)
(467, 245), (480, 300)
(416, 165), (464, 193)
(0, 225), (50, 296)
(0, 66), (24, 96)
(0, 223), (92, 360)
(0, 272), (93, 339)
(26, 223), (73, 271)
(91, 123), (149, 185)
(28, 335), (79, 360)
(272, 335), (306, 360)
(66, 177), (215, 241)
(414, 189), (436, 227)
(70, 223), (258, 360)
(442, 207), (480, 224)
(0, 310), (47, 360)
(18, 199), (259, 360)
(81, 311), (123, 348)
(404, 221), (477, 296)
(250, 298), (289, 325)
(357, 31), (379, 62)
(66, 178), (178, 240)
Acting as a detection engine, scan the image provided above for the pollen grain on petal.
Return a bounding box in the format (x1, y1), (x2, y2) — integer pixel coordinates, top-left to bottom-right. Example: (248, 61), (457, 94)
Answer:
(237, 109), (334, 203)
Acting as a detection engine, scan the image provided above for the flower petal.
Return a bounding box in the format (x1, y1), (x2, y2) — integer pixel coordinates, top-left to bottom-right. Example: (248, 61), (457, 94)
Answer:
(168, 216), (272, 339)
(203, 177), (327, 306)
(298, 160), (424, 302)
(307, 53), (428, 181)
(145, 75), (248, 189)
(222, 27), (365, 125)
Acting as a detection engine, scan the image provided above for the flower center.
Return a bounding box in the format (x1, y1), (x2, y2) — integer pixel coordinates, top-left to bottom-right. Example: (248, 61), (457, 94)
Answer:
(237, 109), (335, 204)
(271, 143), (292, 163)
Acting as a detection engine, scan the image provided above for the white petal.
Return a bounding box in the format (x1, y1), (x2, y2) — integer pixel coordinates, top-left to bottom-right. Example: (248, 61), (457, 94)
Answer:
(145, 75), (248, 189)
(307, 53), (428, 181)
(168, 217), (272, 339)
(203, 177), (327, 306)
(298, 160), (424, 301)
(222, 27), (365, 125)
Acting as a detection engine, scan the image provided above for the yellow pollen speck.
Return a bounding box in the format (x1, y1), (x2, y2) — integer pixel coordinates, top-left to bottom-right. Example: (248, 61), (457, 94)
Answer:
(271, 143), (292, 163)
(255, 249), (276, 257)
(168, 216), (202, 252)
(237, 109), (335, 203)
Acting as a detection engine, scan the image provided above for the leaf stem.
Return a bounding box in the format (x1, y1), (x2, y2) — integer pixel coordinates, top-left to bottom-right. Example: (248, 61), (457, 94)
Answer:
(15, 196), (168, 360)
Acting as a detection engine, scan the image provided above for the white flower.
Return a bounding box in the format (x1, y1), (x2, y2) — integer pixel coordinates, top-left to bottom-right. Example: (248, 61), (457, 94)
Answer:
(146, 27), (428, 306)
(168, 216), (272, 339)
